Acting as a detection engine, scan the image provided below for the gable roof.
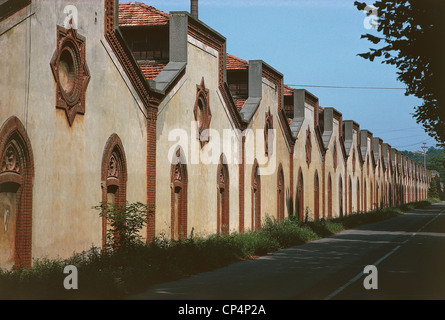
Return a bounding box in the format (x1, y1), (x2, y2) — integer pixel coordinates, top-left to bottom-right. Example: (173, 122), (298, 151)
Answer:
(226, 54), (248, 70)
(119, 2), (170, 27)
(284, 85), (294, 96)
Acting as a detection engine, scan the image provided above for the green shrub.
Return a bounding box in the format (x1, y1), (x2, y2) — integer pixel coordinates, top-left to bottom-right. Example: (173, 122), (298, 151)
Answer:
(0, 199), (439, 299)
(94, 201), (151, 252)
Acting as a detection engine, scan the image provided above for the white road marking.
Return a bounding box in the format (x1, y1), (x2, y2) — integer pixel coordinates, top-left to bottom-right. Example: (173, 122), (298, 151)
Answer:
(324, 209), (445, 300)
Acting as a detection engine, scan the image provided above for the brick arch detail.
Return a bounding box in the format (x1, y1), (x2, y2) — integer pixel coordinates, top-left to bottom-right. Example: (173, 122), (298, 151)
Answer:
(314, 170), (319, 221)
(357, 177), (360, 213)
(338, 174), (343, 217)
(348, 176), (352, 214)
(277, 163), (285, 221)
(0, 116), (34, 268)
(327, 173), (333, 219)
(171, 147), (188, 240)
(297, 167), (304, 221)
(217, 154), (229, 235)
(251, 159), (261, 230)
(101, 133), (127, 248)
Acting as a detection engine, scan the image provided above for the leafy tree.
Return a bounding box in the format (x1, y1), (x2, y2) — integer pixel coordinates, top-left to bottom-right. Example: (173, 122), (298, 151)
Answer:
(428, 176), (444, 200)
(354, 0), (445, 146)
(401, 147), (445, 179)
(94, 201), (151, 252)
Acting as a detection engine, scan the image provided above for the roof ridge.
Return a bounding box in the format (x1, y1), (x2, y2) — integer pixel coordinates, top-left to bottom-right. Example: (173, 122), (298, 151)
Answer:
(119, 2), (170, 27)
(121, 1), (170, 17)
(226, 53), (249, 70)
(227, 53), (248, 65)
(283, 84), (294, 95)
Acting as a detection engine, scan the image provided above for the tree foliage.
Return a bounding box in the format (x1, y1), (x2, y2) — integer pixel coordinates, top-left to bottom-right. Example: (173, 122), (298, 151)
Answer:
(400, 146), (445, 179)
(428, 176), (444, 200)
(355, 0), (445, 146)
(94, 201), (151, 252)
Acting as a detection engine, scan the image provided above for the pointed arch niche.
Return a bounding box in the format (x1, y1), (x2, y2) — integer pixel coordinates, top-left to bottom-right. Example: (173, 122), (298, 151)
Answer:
(171, 147), (188, 240)
(252, 160), (261, 231)
(327, 173), (333, 219)
(217, 155), (229, 235)
(339, 176), (343, 217)
(0, 116), (34, 269)
(101, 134), (127, 248)
(314, 170), (320, 221)
(277, 164), (285, 221)
(297, 168), (304, 221)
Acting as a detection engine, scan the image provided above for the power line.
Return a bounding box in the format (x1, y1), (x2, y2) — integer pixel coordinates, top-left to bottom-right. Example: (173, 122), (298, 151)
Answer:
(384, 134), (428, 141)
(393, 137), (434, 149)
(287, 84), (406, 90)
(373, 127), (422, 133)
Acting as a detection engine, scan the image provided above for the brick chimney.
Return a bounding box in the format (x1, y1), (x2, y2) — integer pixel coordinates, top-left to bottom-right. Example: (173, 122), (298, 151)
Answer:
(191, 0), (198, 19)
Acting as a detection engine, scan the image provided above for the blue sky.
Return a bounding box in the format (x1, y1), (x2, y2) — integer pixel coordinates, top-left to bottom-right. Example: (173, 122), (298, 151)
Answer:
(129, 0), (436, 152)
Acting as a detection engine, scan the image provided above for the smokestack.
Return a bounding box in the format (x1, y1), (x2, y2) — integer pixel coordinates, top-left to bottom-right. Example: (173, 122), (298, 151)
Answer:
(191, 0), (198, 19)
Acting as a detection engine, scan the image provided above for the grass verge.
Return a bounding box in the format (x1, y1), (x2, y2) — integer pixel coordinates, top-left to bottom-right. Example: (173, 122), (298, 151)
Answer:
(0, 198), (440, 300)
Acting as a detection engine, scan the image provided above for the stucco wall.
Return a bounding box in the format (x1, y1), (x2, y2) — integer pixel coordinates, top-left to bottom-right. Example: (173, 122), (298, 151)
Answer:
(0, 0), (147, 264)
(156, 36), (241, 238)
(0, 0), (432, 270)
(291, 103), (324, 221)
(242, 76), (291, 230)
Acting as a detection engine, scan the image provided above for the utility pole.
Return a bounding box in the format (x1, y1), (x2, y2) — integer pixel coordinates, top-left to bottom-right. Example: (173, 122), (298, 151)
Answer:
(421, 142), (428, 169)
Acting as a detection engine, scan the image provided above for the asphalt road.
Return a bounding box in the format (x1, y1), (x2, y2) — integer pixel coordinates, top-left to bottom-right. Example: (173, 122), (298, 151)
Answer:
(131, 201), (445, 300)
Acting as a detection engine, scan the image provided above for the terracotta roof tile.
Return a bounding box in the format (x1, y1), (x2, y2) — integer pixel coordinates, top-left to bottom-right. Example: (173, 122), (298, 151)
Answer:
(284, 85), (294, 96)
(227, 54), (248, 71)
(139, 62), (168, 80)
(234, 98), (246, 111)
(119, 2), (169, 27)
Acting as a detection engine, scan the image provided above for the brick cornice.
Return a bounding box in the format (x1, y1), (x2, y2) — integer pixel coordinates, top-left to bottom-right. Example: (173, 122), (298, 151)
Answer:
(260, 64), (297, 150)
(278, 108), (296, 150)
(104, 0), (161, 111)
(219, 83), (246, 130)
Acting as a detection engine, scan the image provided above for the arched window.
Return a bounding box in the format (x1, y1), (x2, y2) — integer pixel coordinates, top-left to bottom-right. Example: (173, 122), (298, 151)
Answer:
(376, 183), (380, 209)
(252, 161), (261, 230)
(297, 169), (304, 221)
(367, 156), (369, 176)
(352, 149), (356, 175)
(277, 165), (285, 221)
(348, 177), (352, 214)
(364, 181), (367, 212)
(388, 182), (391, 207)
(171, 148), (188, 240)
(327, 173), (332, 219)
(339, 176), (343, 217)
(357, 178), (360, 213)
(314, 171), (320, 221)
(400, 184), (404, 205)
(101, 134), (127, 248)
(0, 116), (34, 269)
(265, 109), (274, 158)
(217, 155), (229, 235)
